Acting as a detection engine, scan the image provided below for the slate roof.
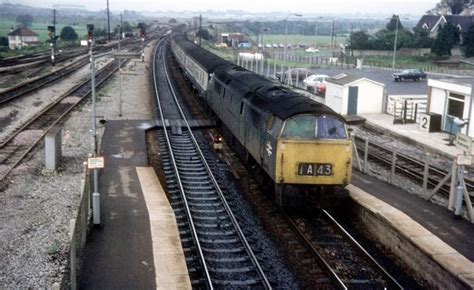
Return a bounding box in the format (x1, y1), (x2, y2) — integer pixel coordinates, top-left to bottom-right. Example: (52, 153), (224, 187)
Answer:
(8, 27), (38, 37)
(445, 15), (474, 32)
(415, 15), (474, 33)
(415, 15), (442, 31)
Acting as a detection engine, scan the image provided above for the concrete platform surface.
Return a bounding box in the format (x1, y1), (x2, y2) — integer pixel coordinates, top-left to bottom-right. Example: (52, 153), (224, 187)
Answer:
(136, 167), (191, 290)
(360, 113), (466, 158)
(349, 184), (474, 289)
(78, 120), (188, 289)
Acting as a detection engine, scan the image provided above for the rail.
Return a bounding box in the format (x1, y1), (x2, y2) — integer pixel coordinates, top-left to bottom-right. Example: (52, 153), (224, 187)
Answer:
(153, 37), (271, 289)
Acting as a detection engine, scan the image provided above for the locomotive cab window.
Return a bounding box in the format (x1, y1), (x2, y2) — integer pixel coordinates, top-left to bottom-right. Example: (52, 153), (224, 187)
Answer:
(281, 115), (347, 139)
(281, 115), (316, 139)
(316, 116), (347, 139)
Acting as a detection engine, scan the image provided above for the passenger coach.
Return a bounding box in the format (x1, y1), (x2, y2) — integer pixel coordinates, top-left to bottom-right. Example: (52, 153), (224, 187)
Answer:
(170, 34), (352, 207)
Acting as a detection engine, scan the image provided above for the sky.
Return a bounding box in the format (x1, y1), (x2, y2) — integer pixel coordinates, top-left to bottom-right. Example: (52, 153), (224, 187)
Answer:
(14, 0), (440, 15)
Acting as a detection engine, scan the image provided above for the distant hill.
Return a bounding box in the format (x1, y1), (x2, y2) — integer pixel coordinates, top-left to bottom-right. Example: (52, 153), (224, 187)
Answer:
(0, 2), (147, 24)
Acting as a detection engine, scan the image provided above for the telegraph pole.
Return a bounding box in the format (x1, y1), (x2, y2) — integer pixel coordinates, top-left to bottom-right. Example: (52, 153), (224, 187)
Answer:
(118, 13), (123, 117)
(107, 0), (110, 42)
(330, 20), (335, 49)
(198, 14), (202, 47)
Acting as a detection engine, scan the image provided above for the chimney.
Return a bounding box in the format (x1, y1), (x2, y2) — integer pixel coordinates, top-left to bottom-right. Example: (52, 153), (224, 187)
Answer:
(461, 5), (472, 16)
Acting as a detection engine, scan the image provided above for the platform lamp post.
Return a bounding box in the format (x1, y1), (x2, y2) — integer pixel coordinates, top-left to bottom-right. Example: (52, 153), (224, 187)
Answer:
(261, 28), (270, 75)
(117, 19), (123, 117)
(284, 13), (302, 62)
(87, 23), (101, 225)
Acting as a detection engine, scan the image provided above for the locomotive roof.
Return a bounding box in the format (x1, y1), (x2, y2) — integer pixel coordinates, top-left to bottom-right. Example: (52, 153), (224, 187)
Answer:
(172, 34), (230, 73)
(215, 66), (342, 120)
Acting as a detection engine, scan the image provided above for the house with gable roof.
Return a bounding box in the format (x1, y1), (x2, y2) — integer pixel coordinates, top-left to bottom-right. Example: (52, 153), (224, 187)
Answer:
(415, 15), (474, 43)
(8, 27), (41, 49)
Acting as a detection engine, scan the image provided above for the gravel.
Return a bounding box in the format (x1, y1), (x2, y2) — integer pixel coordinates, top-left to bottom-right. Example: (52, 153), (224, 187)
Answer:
(351, 124), (467, 214)
(0, 41), (155, 288)
(1, 37), (467, 287)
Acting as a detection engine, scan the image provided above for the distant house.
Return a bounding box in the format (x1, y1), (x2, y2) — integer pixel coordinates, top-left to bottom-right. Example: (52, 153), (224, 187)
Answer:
(219, 32), (245, 48)
(415, 15), (474, 42)
(8, 27), (41, 49)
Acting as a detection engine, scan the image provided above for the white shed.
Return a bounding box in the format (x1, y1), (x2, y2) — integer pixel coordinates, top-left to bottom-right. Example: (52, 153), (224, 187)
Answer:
(325, 73), (385, 115)
(427, 78), (474, 137)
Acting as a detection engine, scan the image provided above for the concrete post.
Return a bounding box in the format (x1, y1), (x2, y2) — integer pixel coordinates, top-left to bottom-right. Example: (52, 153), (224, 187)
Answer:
(449, 161), (457, 210)
(423, 155), (430, 193)
(45, 127), (62, 171)
(363, 139), (369, 174)
(390, 151), (397, 184)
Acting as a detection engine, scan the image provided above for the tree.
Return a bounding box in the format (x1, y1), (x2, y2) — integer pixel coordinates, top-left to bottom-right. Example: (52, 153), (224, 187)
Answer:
(413, 29), (434, 48)
(16, 14), (33, 28)
(197, 28), (213, 41)
(122, 21), (133, 32)
(348, 31), (372, 49)
(169, 18), (177, 25)
(463, 24), (474, 57)
(386, 15), (403, 32)
(60, 26), (78, 42)
(431, 23), (460, 56)
(0, 36), (8, 47)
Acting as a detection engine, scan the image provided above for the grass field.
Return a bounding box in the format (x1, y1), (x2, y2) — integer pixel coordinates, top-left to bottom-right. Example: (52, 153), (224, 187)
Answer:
(0, 20), (91, 41)
(359, 55), (434, 70)
(0, 19), (117, 57)
(249, 34), (347, 47)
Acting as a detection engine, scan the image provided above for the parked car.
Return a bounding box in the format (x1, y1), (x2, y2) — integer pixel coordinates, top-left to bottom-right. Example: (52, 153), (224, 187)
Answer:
(276, 68), (312, 82)
(393, 69), (427, 82)
(305, 47), (320, 53)
(303, 74), (329, 94)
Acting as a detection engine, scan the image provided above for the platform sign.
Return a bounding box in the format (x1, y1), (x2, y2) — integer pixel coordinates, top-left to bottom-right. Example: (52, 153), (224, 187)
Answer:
(457, 154), (473, 165)
(419, 114), (430, 132)
(88, 157), (105, 169)
(455, 133), (472, 153)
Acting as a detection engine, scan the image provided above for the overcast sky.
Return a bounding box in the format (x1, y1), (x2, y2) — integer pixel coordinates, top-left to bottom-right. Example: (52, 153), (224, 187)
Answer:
(14, 0), (440, 15)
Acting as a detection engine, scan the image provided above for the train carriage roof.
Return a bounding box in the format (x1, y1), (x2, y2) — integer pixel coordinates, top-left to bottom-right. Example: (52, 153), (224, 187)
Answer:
(215, 66), (342, 120)
(172, 34), (343, 121)
(172, 34), (230, 73)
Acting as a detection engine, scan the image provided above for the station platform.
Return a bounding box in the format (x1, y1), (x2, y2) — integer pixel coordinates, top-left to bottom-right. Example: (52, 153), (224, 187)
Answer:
(78, 120), (191, 289)
(77, 117), (473, 288)
(360, 113), (467, 159)
(347, 112), (474, 287)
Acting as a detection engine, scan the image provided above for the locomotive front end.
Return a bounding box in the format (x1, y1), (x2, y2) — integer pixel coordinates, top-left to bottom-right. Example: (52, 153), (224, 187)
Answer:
(273, 114), (352, 187)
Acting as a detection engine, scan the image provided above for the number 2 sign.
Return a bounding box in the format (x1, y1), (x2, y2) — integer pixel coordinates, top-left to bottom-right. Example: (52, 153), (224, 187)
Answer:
(419, 114), (430, 132)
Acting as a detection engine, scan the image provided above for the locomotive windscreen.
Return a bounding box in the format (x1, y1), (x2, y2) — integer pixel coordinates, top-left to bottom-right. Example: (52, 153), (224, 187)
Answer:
(281, 115), (347, 140)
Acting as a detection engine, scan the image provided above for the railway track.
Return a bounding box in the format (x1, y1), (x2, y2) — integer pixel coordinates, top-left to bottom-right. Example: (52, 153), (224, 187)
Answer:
(0, 55), (120, 188)
(0, 39), (132, 69)
(0, 55), (90, 104)
(353, 135), (474, 198)
(287, 210), (403, 289)
(0, 40), (142, 105)
(153, 38), (271, 289)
